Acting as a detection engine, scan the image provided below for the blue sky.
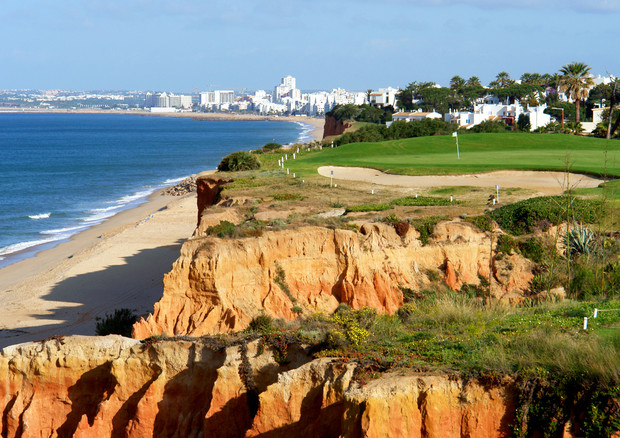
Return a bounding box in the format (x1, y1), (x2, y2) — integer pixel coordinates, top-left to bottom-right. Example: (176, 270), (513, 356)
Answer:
(1, 0), (618, 92)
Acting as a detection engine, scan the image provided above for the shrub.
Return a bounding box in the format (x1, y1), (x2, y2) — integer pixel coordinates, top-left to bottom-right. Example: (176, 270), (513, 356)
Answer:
(518, 237), (545, 263)
(248, 313), (274, 332)
(391, 196), (455, 207)
(496, 234), (517, 254)
(206, 220), (236, 238)
(463, 215), (493, 232)
(489, 196), (602, 235)
(95, 308), (138, 337)
(217, 151), (260, 172)
(410, 215), (448, 245)
(262, 142), (282, 151)
(470, 120), (510, 133)
(270, 193), (306, 201)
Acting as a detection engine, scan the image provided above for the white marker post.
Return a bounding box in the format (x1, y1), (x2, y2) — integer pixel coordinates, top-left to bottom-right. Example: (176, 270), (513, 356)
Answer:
(286, 168), (289, 175)
(583, 317), (588, 330)
(452, 131), (460, 159)
(330, 170), (334, 187)
(495, 184), (500, 203)
(293, 153), (296, 159)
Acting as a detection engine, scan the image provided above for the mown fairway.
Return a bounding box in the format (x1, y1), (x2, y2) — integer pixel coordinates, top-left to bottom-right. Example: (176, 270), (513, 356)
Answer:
(288, 133), (619, 178)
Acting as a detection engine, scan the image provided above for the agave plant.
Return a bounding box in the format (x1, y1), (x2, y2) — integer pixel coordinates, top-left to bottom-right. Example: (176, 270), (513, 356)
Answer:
(564, 223), (596, 257)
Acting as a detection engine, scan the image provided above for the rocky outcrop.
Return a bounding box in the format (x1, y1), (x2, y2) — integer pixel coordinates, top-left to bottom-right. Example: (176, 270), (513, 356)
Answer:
(323, 115), (352, 138)
(133, 221), (535, 339)
(0, 335), (517, 438)
(196, 175), (230, 227)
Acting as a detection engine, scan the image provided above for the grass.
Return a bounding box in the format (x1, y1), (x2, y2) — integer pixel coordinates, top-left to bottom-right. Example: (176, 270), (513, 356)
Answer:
(285, 132), (619, 178)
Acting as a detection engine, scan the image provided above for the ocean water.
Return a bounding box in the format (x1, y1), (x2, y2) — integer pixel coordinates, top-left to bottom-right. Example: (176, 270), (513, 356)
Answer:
(0, 113), (312, 268)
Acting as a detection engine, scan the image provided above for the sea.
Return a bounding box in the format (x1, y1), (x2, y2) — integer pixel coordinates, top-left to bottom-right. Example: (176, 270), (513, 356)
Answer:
(0, 113), (313, 268)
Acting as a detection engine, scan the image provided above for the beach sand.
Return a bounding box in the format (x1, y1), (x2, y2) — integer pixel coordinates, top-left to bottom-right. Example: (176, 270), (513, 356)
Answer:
(0, 191), (197, 347)
(0, 116), (325, 348)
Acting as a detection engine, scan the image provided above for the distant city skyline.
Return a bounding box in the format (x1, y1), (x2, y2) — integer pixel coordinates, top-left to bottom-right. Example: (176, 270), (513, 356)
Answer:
(1, 1), (619, 91)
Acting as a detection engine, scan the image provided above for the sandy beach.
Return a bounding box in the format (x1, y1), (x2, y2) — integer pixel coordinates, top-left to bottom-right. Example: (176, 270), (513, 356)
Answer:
(0, 113), (325, 348)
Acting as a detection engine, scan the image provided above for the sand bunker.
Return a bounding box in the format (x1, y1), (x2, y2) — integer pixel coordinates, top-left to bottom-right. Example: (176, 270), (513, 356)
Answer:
(318, 167), (607, 194)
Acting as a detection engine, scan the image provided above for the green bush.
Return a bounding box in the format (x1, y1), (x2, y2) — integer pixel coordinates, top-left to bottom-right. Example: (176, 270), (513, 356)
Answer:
(248, 313), (274, 333)
(217, 151), (261, 172)
(206, 220), (236, 238)
(410, 215), (448, 245)
(489, 196), (602, 235)
(496, 234), (518, 254)
(463, 215), (493, 232)
(470, 120), (510, 133)
(390, 196), (455, 207)
(95, 308), (138, 337)
(518, 237), (545, 263)
(262, 142), (282, 151)
(270, 193), (306, 201)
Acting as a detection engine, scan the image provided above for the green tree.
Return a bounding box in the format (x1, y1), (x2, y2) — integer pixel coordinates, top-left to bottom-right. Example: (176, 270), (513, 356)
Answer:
(517, 113), (531, 131)
(450, 75), (466, 95)
(494, 71), (514, 88)
(558, 62), (595, 124)
(466, 76), (482, 87)
(520, 72), (545, 86)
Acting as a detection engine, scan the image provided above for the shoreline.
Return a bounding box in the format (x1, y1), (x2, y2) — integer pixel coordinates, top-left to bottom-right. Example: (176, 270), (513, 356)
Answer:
(0, 108), (326, 142)
(0, 114), (324, 348)
(0, 112), (324, 268)
(0, 187), (199, 347)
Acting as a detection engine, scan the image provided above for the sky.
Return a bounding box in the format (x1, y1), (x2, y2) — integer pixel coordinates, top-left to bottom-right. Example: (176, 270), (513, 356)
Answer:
(1, 0), (619, 92)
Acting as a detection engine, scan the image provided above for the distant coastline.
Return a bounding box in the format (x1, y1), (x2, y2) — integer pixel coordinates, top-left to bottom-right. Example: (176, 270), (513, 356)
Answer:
(0, 108), (325, 140)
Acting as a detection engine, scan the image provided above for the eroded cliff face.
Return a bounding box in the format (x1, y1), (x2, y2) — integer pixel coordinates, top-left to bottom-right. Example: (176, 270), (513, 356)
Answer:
(323, 115), (352, 138)
(0, 335), (516, 438)
(133, 220), (535, 339)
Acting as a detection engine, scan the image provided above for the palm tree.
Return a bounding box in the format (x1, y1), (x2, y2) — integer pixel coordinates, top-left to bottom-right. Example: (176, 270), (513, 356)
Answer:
(450, 75), (466, 95)
(495, 71), (513, 88)
(466, 76), (482, 87)
(557, 62), (595, 124)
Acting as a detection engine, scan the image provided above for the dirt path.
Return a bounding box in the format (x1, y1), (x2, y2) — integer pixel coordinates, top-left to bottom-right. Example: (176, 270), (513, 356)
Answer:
(318, 167), (606, 195)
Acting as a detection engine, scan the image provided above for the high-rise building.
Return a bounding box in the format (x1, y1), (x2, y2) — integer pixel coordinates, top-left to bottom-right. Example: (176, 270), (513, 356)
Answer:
(274, 75), (298, 102)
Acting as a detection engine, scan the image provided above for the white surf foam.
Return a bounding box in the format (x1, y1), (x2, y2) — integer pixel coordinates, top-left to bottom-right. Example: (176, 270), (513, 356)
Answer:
(28, 213), (51, 220)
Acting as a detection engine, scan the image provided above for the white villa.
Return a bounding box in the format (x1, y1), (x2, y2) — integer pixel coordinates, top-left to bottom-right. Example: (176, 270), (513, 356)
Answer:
(445, 102), (551, 131)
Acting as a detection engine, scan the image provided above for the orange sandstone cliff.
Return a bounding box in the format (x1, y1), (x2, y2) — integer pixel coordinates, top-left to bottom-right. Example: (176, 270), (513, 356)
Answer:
(133, 220), (536, 339)
(0, 335), (517, 438)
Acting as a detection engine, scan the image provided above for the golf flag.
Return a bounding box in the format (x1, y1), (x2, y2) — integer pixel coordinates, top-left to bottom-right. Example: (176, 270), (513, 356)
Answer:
(452, 132), (457, 137)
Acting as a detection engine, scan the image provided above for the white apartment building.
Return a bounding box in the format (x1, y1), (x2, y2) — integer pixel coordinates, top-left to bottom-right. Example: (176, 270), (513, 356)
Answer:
(369, 87), (399, 108)
(145, 92), (192, 109)
(274, 75), (298, 102)
(199, 90), (235, 108)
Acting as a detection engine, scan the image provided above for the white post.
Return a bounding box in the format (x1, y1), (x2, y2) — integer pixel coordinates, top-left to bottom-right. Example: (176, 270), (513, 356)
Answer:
(415, 194), (418, 198)
(330, 170), (333, 187)
(583, 317), (588, 330)
(594, 308), (598, 318)
(495, 185), (500, 203)
(293, 173), (295, 178)
(450, 196), (453, 202)
(286, 168), (289, 175)
(371, 189), (374, 195)
(297, 148), (299, 153)
(285, 154), (288, 160)
(293, 153), (296, 159)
